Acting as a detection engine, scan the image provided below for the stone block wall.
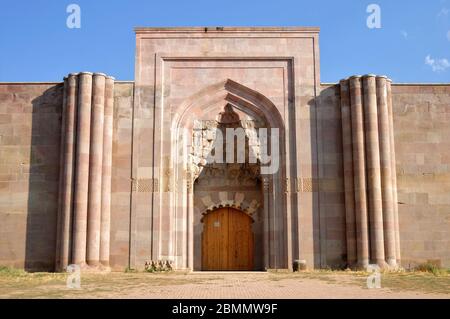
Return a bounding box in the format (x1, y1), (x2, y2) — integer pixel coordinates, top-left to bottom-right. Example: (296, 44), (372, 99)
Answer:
(391, 84), (450, 268)
(0, 83), (63, 271)
(0, 79), (448, 271)
(317, 83), (450, 269)
(316, 84), (347, 268)
(109, 82), (134, 270)
(0, 81), (134, 271)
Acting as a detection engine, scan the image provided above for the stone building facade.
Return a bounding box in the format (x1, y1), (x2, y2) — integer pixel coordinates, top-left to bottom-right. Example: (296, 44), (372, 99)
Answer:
(0, 27), (449, 272)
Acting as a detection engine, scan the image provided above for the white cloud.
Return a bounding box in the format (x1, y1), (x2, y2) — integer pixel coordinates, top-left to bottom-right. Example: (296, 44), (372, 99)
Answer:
(400, 30), (408, 39)
(438, 7), (449, 17)
(425, 55), (450, 72)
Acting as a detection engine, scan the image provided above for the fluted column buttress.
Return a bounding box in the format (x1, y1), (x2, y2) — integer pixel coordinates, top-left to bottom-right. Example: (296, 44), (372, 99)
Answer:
(55, 73), (79, 271)
(55, 77), (68, 271)
(56, 71), (115, 271)
(72, 72), (93, 266)
(339, 79), (357, 267)
(340, 74), (400, 269)
(100, 76), (115, 267)
(348, 76), (370, 268)
(376, 76), (397, 267)
(86, 73), (106, 266)
(362, 74), (385, 266)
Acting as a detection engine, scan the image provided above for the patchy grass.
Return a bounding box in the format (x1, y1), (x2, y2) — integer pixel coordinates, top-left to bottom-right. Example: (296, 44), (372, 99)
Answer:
(269, 269), (450, 295)
(269, 270), (341, 284)
(414, 263), (449, 276)
(378, 272), (450, 295)
(0, 266), (69, 299)
(0, 268), (209, 299)
(0, 266), (27, 277)
(0, 266), (449, 298)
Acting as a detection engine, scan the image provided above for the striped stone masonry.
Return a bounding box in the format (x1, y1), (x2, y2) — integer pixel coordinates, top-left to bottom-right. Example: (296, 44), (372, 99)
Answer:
(55, 72), (115, 271)
(339, 75), (400, 269)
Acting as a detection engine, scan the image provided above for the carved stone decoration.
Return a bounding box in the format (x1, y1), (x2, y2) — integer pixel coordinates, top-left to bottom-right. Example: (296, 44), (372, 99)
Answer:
(295, 178), (301, 193)
(234, 192), (245, 207)
(199, 191), (260, 221)
(285, 178), (290, 193)
(301, 178), (313, 193)
(184, 170), (194, 193)
(131, 178), (137, 192)
(217, 104), (240, 124)
(153, 178), (159, 193)
(218, 192), (227, 201)
(247, 200), (260, 215)
(138, 178), (154, 193)
(164, 169), (172, 192)
(186, 178), (193, 193)
(131, 178), (159, 193)
(189, 104), (266, 183)
(201, 196), (214, 207)
(262, 177), (270, 193)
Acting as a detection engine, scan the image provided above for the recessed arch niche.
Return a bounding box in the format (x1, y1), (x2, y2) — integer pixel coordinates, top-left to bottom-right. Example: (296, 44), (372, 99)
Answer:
(171, 79), (287, 271)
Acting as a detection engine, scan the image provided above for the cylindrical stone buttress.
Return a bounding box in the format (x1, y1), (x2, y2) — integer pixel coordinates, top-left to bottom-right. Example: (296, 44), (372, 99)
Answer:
(100, 76), (115, 267)
(72, 72), (93, 266)
(55, 77), (69, 271)
(56, 74), (79, 270)
(376, 76), (397, 267)
(339, 79), (357, 266)
(387, 79), (401, 263)
(86, 73), (106, 266)
(349, 76), (370, 268)
(362, 75), (385, 266)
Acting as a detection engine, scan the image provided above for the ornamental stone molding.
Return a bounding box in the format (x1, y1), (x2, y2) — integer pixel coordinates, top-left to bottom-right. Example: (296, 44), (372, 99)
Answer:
(200, 192), (260, 220)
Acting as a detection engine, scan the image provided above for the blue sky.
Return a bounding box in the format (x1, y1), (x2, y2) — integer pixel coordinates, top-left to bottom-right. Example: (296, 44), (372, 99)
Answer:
(0, 0), (449, 83)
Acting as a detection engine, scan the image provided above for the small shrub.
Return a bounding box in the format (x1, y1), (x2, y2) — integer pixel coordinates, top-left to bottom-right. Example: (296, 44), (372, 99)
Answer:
(144, 260), (173, 273)
(0, 266), (26, 277)
(415, 262), (444, 276)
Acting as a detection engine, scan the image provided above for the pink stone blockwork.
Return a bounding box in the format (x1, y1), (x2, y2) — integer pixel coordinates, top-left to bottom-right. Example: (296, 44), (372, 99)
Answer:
(0, 27), (449, 272)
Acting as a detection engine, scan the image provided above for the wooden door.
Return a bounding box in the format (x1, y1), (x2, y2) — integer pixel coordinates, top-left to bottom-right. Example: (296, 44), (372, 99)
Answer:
(202, 207), (254, 271)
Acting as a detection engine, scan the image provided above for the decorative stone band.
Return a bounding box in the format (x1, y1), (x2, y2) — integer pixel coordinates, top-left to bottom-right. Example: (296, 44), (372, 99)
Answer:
(55, 72), (115, 272)
(339, 75), (400, 270)
(132, 178), (159, 193)
(199, 192), (260, 221)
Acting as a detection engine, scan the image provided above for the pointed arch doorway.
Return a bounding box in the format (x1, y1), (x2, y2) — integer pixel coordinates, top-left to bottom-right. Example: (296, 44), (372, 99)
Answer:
(201, 207), (254, 271)
(172, 79), (287, 271)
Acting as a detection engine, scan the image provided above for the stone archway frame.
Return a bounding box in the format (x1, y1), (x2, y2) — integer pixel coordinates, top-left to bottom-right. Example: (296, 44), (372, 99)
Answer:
(172, 78), (287, 270)
(199, 192), (260, 223)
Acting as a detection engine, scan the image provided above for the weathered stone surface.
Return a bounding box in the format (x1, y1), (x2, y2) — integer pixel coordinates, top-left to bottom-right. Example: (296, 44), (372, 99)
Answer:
(0, 83), (63, 271)
(0, 27), (449, 272)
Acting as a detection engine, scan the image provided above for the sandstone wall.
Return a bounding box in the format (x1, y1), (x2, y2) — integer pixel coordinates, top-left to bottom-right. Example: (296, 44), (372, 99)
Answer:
(0, 83), (63, 271)
(0, 80), (448, 271)
(317, 83), (450, 269)
(0, 82), (134, 271)
(392, 84), (450, 268)
(316, 84), (347, 268)
(109, 82), (134, 270)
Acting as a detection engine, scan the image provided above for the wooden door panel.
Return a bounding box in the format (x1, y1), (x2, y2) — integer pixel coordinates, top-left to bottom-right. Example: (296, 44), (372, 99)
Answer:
(228, 208), (253, 270)
(202, 207), (253, 271)
(202, 208), (228, 270)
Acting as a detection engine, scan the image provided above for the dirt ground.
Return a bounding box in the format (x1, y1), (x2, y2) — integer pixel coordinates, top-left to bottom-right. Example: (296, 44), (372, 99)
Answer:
(0, 269), (449, 299)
